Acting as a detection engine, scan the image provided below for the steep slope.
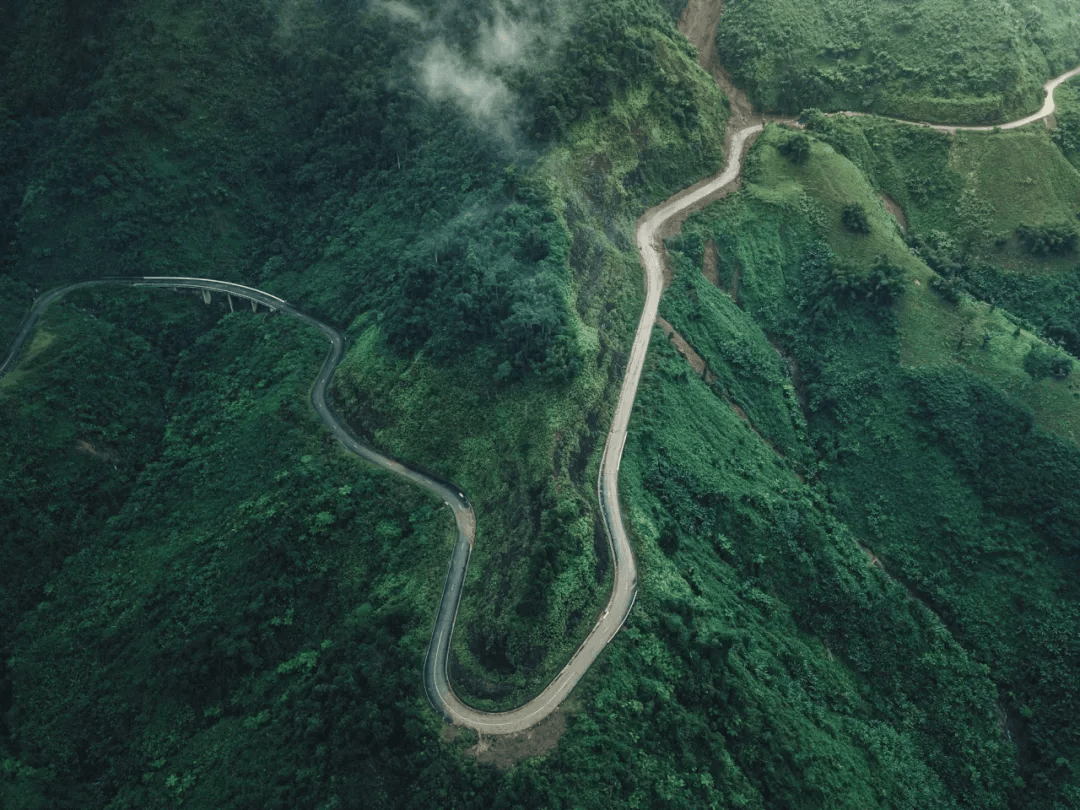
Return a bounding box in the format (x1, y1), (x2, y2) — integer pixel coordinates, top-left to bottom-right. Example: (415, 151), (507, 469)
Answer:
(4, 0), (1080, 808)
(717, 0), (1080, 121)
(661, 116), (1080, 810)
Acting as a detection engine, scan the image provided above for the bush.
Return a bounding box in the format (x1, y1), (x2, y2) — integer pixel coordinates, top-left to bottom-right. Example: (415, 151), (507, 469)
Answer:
(799, 108), (826, 129)
(1023, 344), (1074, 381)
(841, 202), (871, 234)
(827, 254), (904, 308)
(778, 132), (812, 164)
(1016, 221), (1079, 256)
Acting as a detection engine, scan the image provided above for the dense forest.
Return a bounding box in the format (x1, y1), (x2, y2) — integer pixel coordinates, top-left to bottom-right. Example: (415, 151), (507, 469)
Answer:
(716, 0), (1080, 121)
(2, 0), (1080, 808)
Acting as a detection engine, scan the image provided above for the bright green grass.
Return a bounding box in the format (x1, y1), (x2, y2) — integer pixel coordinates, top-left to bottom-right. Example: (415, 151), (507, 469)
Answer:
(949, 129), (1080, 255)
(744, 126), (1080, 445)
(665, 138), (1080, 806)
(748, 126), (922, 272)
(0, 329), (55, 392)
(898, 288), (1080, 442)
(806, 112), (1080, 275)
(802, 114), (963, 236)
(657, 262), (811, 468)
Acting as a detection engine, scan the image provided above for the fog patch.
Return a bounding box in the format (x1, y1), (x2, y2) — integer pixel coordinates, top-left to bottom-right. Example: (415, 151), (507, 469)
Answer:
(270, 0), (325, 42)
(476, 4), (537, 67)
(370, 0), (426, 27)
(370, 0), (571, 148)
(419, 41), (519, 144)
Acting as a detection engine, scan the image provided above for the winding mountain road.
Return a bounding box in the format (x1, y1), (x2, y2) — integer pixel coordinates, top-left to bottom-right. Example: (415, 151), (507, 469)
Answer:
(836, 65), (1080, 133)
(2, 56), (1078, 737)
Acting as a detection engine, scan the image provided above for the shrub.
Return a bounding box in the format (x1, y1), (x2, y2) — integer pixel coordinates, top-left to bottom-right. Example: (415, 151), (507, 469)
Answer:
(1023, 344), (1074, 381)
(1016, 221), (1079, 256)
(778, 132), (812, 164)
(841, 202), (871, 234)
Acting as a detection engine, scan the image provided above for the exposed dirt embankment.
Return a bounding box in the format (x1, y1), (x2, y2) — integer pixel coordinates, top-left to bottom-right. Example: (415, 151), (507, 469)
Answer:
(465, 708), (566, 770)
(653, 0), (783, 245)
(679, 0), (759, 130)
(656, 316), (714, 380)
(879, 192), (907, 231)
(701, 239), (720, 287)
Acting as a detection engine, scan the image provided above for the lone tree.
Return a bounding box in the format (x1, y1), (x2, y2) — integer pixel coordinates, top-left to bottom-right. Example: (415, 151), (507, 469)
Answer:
(1016, 221), (1079, 256)
(778, 132), (811, 164)
(842, 202), (871, 234)
(1023, 344), (1074, 381)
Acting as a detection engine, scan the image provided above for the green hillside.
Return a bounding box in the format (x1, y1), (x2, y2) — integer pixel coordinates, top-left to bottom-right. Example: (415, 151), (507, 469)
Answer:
(661, 121), (1080, 810)
(717, 0), (1080, 121)
(2, 0), (1080, 808)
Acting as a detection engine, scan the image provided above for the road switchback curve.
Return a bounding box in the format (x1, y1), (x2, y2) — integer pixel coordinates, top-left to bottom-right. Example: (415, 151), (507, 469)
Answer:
(3, 61), (1077, 735)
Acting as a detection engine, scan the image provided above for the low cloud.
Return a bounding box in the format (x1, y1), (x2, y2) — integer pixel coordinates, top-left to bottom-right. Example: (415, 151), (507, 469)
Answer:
(419, 41), (519, 143)
(370, 0), (569, 148)
(476, 4), (537, 67)
(370, 0), (426, 26)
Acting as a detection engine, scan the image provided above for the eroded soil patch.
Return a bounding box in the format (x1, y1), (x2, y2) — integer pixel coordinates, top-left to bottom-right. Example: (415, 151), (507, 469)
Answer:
(701, 239), (720, 287)
(879, 192), (907, 231)
(656, 317), (714, 381)
(465, 707), (567, 769)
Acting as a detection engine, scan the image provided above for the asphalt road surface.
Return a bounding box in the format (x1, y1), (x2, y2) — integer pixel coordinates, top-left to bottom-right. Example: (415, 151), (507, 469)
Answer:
(2, 64), (1076, 733)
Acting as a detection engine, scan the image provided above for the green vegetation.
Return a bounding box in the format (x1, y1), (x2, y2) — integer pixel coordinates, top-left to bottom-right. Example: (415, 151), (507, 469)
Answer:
(804, 111), (1080, 364)
(1051, 75), (1080, 170)
(660, 124), (1080, 808)
(840, 202), (871, 234)
(0, 294), (499, 808)
(949, 130), (1080, 256)
(327, 26), (730, 706)
(717, 0), (1080, 121)
(804, 115), (1080, 272)
(1016, 220), (1079, 256)
(1023, 342), (1074, 380)
(4, 0), (1080, 808)
(1, 0), (728, 714)
(617, 317), (1013, 810)
(778, 130), (812, 164)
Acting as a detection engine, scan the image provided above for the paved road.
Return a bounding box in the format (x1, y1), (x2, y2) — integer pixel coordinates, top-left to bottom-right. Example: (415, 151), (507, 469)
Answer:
(832, 66), (1080, 133)
(0, 275), (617, 734)
(0, 276), (481, 717)
(0, 124), (759, 736)
(3, 63), (1077, 735)
(423, 117), (771, 735)
(932, 66), (1080, 132)
(483, 60), (1080, 734)
(946, 65), (1080, 131)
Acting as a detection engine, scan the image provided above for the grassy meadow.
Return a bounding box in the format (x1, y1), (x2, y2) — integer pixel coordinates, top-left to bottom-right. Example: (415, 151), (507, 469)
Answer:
(656, 117), (1080, 809)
